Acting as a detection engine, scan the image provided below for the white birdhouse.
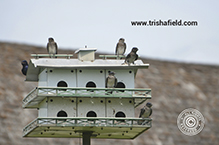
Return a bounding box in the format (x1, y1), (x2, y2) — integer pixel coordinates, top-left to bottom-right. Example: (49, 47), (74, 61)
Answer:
(22, 48), (152, 140)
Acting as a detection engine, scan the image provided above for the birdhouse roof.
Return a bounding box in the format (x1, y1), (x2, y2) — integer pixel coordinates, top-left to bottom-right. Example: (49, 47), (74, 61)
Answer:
(26, 58), (149, 81)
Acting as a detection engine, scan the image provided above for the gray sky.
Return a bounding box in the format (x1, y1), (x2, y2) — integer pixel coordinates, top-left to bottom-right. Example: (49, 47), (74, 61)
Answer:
(1, 1), (219, 65)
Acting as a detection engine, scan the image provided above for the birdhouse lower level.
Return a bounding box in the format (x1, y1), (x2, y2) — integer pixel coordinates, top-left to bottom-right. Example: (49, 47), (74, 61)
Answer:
(23, 86), (152, 139)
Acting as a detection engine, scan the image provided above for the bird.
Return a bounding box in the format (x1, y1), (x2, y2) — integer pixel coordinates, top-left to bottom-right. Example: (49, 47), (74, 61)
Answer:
(138, 102), (153, 125)
(124, 47), (138, 66)
(115, 38), (126, 58)
(47, 37), (58, 57)
(21, 60), (28, 76)
(105, 71), (117, 94)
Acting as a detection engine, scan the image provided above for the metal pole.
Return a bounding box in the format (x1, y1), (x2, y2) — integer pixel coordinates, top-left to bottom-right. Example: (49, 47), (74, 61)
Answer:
(82, 132), (92, 145)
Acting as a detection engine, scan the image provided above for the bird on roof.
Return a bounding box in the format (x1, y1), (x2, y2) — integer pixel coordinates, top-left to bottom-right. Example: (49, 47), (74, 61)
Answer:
(105, 71), (117, 94)
(47, 37), (58, 57)
(21, 60), (28, 76)
(138, 102), (153, 125)
(115, 38), (126, 58)
(124, 47), (138, 66)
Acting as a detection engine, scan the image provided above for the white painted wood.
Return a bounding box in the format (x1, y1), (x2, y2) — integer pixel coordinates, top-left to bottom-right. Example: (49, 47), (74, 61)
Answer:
(36, 60), (137, 119)
(77, 98), (105, 117)
(106, 98), (134, 117)
(38, 69), (47, 87)
(38, 98), (48, 117)
(77, 69), (105, 88)
(47, 69), (76, 87)
(47, 97), (77, 117)
(75, 48), (97, 61)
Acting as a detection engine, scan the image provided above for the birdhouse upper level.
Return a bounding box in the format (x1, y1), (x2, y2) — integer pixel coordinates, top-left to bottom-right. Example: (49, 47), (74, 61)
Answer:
(23, 48), (150, 107)
(25, 48), (149, 87)
(23, 48), (151, 107)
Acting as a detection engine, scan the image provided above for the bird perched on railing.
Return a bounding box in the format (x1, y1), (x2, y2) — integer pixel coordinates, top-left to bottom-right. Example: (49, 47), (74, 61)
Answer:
(47, 37), (58, 57)
(124, 47), (138, 66)
(138, 102), (152, 125)
(115, 38), (126, 58)
(105, 71), (117, 94)
(21, 60), (28, 76)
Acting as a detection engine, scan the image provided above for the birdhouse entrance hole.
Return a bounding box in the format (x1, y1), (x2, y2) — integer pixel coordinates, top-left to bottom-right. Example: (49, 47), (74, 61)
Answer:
(57, 110), (68, 117)
(115, 111), (126, 118)
(115, 82), (126, 92)
(86, 81), (96, 88)
(86, 81), (96, 92)
(57, 81), (68, 91)
(57, 110), (68, 122)
(115, 111), (126, 122)
(86, 111), (97, 117)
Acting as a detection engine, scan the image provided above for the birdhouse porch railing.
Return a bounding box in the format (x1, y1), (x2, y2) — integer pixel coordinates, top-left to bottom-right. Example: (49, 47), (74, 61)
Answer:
(22, 87), (151, 108)
(31, 54), (74, 59)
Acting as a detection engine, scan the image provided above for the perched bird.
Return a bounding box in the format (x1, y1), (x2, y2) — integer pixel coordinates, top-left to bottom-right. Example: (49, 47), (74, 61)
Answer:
(21, 60), (28, 76)
(138, 102), (153, 125)
(106, 71), (117, 88)
(115, 38), (126, 58)
(47, 37), (58, 56)
(124, 47), (138, 65)
(105, 71), (117, 94)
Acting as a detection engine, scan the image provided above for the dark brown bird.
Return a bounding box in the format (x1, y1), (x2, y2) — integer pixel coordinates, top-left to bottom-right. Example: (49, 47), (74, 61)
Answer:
(138, 102), (153, 125)
(21, 60), (28, 76)
(105, 71), (117, 88)
(115, 38), (126, 57)
(124, 47), (138, 65)
(105, 71), (117, 94)
(47, 37), (58, 56)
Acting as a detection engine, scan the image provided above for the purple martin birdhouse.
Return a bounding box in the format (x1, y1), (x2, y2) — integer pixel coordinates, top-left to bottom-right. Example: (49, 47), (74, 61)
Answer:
(22, 47), (152, 140)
